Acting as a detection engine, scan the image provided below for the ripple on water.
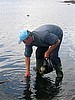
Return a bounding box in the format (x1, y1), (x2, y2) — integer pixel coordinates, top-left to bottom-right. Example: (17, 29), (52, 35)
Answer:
(0, 65), (63, 100)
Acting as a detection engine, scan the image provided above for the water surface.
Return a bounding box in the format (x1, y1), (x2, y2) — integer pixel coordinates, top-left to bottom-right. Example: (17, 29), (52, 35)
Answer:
(0, 0), (75, 100)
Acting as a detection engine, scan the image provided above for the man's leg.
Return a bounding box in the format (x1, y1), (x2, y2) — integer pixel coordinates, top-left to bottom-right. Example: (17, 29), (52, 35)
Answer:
(36, 47), (48, 71)
(50, 35), (63, 80)
(50, 49), (63, 81)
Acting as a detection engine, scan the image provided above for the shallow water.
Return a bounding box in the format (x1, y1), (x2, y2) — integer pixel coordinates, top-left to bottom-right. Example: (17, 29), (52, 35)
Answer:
(0, 0), (75, 100)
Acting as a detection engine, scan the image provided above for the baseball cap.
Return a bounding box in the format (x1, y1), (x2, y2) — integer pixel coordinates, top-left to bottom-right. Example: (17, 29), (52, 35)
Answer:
(18, 30), (30, 44)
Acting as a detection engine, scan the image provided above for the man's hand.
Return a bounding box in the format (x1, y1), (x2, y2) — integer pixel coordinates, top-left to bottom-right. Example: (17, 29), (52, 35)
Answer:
(44, 51), (50, 58)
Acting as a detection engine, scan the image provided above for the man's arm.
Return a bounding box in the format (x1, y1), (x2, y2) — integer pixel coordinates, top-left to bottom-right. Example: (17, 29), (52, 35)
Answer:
(25, 56), (30, 77)
(44, 39), (60, 58)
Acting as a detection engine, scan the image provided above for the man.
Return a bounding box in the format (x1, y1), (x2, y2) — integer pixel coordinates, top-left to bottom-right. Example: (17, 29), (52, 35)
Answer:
(18, 24), (63, 80)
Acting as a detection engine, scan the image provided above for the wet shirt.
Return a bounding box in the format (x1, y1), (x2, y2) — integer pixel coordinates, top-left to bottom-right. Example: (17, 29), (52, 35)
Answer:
(24, 24), (63, 57)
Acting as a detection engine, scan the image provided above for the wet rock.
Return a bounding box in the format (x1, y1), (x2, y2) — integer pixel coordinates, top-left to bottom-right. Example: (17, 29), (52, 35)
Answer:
(27, 15), (30, 17)
(64, 0), (75, 4)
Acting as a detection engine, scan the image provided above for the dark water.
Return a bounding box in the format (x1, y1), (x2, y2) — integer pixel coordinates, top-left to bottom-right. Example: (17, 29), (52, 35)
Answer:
(0, 0), (75, 100)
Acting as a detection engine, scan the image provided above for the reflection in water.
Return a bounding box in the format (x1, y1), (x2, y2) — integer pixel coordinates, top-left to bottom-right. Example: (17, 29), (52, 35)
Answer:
(23, 76), (62, 100)
(23, 77), (32, 100)
(0, 63), (62, 100)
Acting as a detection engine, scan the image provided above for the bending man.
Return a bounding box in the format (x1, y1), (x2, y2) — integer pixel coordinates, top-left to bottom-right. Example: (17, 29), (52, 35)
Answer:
(18, 24), (63, 80)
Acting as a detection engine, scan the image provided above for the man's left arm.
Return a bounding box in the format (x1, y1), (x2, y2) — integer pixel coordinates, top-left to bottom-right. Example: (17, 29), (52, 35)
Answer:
(44, 39), (60, 58)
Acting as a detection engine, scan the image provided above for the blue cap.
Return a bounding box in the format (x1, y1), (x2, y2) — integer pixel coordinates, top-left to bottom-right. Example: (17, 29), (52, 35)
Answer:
(18, 30), (30, 44)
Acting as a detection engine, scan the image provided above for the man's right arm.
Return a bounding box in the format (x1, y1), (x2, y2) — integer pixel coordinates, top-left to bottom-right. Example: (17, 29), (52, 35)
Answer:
(25, 56), (30, 77)
(24, 45), (33, 77)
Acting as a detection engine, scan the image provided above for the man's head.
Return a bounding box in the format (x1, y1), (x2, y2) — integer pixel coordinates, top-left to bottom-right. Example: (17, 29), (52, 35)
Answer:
(18, 30), (33, 45)
(18, 30), (30, 44)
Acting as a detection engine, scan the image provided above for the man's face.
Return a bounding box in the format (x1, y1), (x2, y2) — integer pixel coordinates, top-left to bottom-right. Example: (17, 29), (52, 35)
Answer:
(23, 36), (33, 45)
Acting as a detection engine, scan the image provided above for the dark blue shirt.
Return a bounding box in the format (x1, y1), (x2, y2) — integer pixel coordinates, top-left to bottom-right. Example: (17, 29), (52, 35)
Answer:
(24, 24), (63, 57)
